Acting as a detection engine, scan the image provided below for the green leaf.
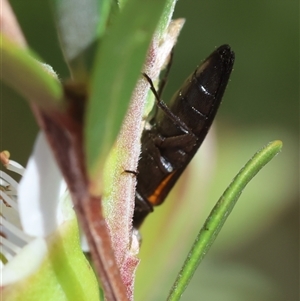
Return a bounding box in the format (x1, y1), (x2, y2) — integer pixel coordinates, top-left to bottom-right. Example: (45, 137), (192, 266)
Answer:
(0, 35), (63, 110)
(85, 0), (169, 179)
(53, 0), (112, 79)
(167, 140), (283, 301)
(156, 0), (178, 38)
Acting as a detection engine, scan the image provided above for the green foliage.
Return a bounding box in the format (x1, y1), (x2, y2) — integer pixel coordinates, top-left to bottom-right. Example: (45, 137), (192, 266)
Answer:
(0, 35), (63, 110)
(53, 0), (112, 80)
(85, 0), (170, 178)
(3, 0), (292, 300)
(167, 140), (282, 300)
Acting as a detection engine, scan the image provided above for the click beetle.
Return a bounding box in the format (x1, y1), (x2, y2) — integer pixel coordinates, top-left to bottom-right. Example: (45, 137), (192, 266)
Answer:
(133, 45), (235, 228)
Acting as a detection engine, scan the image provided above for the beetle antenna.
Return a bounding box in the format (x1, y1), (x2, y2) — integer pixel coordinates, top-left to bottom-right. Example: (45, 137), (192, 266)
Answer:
(142, 72), (190, 133)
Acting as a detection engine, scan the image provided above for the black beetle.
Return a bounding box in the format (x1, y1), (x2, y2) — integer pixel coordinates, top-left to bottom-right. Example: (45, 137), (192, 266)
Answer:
(133, 45), (235, 228)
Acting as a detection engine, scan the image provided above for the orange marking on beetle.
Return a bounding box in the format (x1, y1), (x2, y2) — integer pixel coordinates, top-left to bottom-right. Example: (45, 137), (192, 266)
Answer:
(148, 172), (175, 205)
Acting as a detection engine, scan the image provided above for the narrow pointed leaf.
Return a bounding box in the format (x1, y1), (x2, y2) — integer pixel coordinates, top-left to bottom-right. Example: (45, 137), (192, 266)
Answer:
(0, 35), (63, 110)
(85, 0), (169, 179)
(167, 140), (283, 301)
(156, 0), (178, 38)
(53, 0), (112, 79)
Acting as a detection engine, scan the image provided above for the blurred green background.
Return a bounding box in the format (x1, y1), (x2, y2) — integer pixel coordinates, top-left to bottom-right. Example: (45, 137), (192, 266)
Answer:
(2, 1), (298, 301)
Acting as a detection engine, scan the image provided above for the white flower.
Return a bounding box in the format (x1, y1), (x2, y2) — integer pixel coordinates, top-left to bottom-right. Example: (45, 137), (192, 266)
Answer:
(0, 132), (100, 301)
(0, 132), (68, 284)
(18, 132), (68, 237)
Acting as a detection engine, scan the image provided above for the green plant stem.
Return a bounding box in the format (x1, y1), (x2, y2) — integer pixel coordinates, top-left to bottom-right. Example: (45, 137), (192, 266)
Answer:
(167, 140), (283, 301)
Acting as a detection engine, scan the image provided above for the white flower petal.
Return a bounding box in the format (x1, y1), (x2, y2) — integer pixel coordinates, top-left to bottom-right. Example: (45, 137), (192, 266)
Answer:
(1, 216), (32, 243)
(1, 190), (18, 211)
(1, 237), (47, 285)
(18, 132), (67, 237)
(1, 236), (22, 253)
(6, 160), (25, 176)
(1, 171), (19, 191)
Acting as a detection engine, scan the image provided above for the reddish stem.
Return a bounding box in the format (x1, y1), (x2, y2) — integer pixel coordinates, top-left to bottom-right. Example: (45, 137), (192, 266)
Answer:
(30, 91), (129, 301)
